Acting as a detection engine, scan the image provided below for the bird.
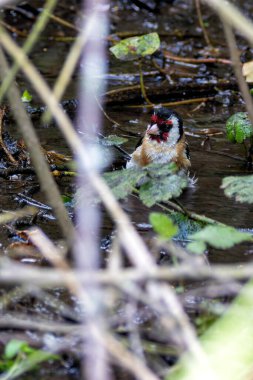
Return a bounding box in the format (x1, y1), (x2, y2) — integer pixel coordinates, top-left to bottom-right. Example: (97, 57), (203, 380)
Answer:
(126, 107), (191, 171)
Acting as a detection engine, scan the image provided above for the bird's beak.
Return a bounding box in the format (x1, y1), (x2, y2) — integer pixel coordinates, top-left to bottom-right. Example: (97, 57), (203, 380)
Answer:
(147, 123), (159, 135)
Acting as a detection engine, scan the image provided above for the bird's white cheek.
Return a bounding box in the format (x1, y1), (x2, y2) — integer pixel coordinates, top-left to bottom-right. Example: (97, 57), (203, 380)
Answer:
(167, 128), (180, 146)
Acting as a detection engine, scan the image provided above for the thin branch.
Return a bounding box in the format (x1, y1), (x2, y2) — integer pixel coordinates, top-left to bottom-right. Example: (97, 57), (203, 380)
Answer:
(195, 0), (212, 47)
(1, 260), (253, 286)
(222, 21), (253, 127)
(126, 97), (213, 109)
(202, 0), (253, 45)
(164, 51), (231, 65)
(139, 59), (153, 105)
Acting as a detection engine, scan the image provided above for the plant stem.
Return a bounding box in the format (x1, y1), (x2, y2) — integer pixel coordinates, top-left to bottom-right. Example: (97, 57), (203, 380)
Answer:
(138, 59), (153, 105)
(132, 191), (224, 226)
(195, 0), (212, 47)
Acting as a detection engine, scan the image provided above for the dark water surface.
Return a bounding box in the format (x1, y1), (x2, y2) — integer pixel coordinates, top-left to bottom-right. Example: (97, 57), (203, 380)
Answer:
(1, 0), (253, 378)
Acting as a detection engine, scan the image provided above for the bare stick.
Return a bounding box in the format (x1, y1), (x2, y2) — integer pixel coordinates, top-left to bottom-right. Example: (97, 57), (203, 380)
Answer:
(76, 1), (110, 379)
(195, 0), (212, 47)
(1, 260), (253, 286)
(222, 22), (253, 126)
(164, 52), (231, 65)
(139, 59), (153, 105)
(202, 0), (253, 45)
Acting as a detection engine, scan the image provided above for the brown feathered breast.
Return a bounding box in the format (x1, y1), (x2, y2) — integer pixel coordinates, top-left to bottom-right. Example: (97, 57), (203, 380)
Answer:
(130, 133), (190, 170)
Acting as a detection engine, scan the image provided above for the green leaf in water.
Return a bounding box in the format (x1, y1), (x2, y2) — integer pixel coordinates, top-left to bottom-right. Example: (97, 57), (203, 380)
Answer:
(4, 340), (28, 359)
(62, 194), (74, 207)
(2, 350), (59, 380)
(187, 240), (206, 255)
(187, 225), (252, 254)
(110, 33), (160, 61)
(103, 163), (187, 204)
(103, 167), (146, 200)
(139, 173), (188, 207)
(221, 175), (253, 204)
(1, 339), (59, 380)
(226, 112), (253, 143)
(21, 89), (33, 103)
(101, 135), (128, 146)
(149, 212), (178, 240)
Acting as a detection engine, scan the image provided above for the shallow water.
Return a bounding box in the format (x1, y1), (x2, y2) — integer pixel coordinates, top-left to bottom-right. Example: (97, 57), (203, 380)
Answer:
(1, 0), (253, 378)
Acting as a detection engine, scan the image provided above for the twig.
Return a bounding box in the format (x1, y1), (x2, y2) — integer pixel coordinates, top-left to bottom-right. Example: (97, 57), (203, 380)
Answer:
(76, 2), (110, 380)
(138, 59), (154, 105)
(99, 332), (160, 380)
(0, 206), (38, 224)
(157, 200), (224, 226)
(96, 96), (121, 126)
(131, 192), (223, 226)
(202, 0), (253, 45)
(0, 20), (28, 37)
(103, 84), (142, 97)
(49, 12), (81, 32)
(0, 314), (80, 333)
(1, 261), (253, 285)
(126, 97), (213, 109)
(203, 149), (245, 162)
(195, 0), (212, 47)
(164, 51), (231, 65)
(222, 21), (253, 132)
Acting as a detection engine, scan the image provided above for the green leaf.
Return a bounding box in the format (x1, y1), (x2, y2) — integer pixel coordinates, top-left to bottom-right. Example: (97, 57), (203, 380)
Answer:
(187, 225), (252, 253)
(101, 135), (128, 146)
(226, 112), (253, 143)
(21, 89), (33, 103)
(2, 350), (59, 380)
(221, 175), (253, 204)
(110, 33), (160, 61)
(139, 174), (188, 207)
(103, 163), (187, 204)
(149, 212), (178, 239)
(103, 168), (145, 200)
(168, 278), (253, 380)
(4, 340), (28, 359)
(187, 240), (206, 254)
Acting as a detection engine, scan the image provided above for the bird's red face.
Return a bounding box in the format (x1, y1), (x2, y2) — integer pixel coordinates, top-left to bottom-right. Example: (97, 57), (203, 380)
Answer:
(147, 112), (178, 144)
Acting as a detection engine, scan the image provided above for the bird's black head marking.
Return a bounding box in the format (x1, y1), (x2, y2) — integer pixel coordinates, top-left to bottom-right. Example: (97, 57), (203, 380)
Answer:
(151, 108), (183, 140)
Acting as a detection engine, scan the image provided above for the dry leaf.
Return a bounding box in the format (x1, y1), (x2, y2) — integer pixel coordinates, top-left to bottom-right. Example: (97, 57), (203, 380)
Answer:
(242, 60), (253, 83)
